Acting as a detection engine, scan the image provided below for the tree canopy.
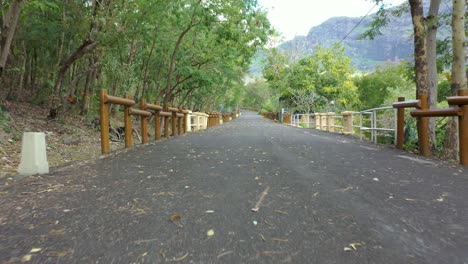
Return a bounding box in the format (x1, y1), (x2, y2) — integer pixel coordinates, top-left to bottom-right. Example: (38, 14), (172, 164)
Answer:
(0, 0), (274, 116)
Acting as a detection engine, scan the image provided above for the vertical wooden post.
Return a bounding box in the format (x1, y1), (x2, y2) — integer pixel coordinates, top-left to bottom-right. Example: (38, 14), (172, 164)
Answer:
(178, 108), (183, 135)
(164, 104), (169, 138)
(183, 108), (188, 134)
(458, 89), (468, 165)
(328, 112), (335, 132)
(418, 94), (430, 156)
(124, 95), (132, 148)
(342, 112), (353, 135)
(155, 100), (161, 140)
(141, 99), (148, 144)
(100, 89), (110, 154)
(396, 97), (405, 149)
(171, 106), (177, 137)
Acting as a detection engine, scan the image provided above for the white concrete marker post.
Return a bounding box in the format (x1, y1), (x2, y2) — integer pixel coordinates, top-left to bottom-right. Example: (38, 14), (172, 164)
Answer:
(18, 132), (49, 175)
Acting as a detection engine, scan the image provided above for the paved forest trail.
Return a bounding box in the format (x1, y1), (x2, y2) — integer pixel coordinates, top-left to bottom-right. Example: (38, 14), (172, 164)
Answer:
(1, 111), (467, 263)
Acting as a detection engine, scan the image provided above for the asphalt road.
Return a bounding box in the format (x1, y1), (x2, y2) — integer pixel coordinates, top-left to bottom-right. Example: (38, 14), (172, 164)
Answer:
(1, 111), (467, 264)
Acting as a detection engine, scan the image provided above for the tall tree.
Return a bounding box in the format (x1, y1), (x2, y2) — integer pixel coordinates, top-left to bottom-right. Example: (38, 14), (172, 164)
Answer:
(426, 0), (441, 148)
(443, 0), (467, 160)
(0, 0), (25, 78)
(408, 0), (430, 155)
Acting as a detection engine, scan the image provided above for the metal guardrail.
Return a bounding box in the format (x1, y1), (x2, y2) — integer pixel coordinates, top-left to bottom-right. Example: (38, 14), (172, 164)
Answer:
(290, 107), (397, 145)
(352, 106), (396, 144)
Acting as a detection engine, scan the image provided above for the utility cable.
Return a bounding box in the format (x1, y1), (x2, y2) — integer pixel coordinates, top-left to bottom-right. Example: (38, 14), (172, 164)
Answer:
(338, 3), (377, 44)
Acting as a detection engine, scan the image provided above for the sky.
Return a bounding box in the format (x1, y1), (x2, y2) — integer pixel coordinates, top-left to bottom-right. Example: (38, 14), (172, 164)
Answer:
(257, 0), (407, 41)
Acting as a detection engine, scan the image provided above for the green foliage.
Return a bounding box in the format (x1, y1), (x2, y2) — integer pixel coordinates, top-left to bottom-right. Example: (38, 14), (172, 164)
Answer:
(241, 79), (278, 112)
(354, 63), (413, 110)
(263, 44), (360, 112)
(2, 0), (274, 115)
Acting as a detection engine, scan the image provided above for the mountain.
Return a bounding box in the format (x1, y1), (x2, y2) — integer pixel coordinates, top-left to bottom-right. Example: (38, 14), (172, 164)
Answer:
(249, 2), (451, 74)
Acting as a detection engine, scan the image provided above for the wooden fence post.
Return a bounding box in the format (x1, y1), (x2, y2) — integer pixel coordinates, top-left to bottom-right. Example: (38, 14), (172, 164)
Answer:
(164, 104), (169, 138)
(396, 97), (405, 149)
(418, 94), (430, 157)
(141, 99), (148, 144)
(124, 95), (132, 148)
(155, 100), (161, 140)
(172, 107), (177, 137)
(178, 108), (183, 135)
(458, 89), (468, 165)
(100, 89), (110, 154)
(183, 108), (188, 133)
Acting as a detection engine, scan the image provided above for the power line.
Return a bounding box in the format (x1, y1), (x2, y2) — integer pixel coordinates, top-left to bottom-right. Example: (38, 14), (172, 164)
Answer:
(338, 3), (377, 45)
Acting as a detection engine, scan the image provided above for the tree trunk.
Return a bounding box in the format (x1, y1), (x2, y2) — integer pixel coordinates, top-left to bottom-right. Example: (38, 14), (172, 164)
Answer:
(80, 58), (97, 115)
(48, 40), (98, 118)
(136, 38), (156, 100)
(0, 0), (24, 78)
(443, 0), (467, 160)
(17, 41), (26, 101)
(426, 0), (441, 150)
(164, 23), (195, 104)
(409, 0), (429, 155)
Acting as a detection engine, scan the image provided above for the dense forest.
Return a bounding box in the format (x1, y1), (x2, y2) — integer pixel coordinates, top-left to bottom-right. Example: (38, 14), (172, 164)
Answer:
(0, 0), (273, 118)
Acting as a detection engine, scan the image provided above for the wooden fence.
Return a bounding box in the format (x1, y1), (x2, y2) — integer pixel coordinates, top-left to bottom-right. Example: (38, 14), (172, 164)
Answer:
(99, 89), (239, 154)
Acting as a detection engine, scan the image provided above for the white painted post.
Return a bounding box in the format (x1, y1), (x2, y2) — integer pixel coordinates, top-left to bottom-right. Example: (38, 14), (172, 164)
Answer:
(18, 132), (49, 175)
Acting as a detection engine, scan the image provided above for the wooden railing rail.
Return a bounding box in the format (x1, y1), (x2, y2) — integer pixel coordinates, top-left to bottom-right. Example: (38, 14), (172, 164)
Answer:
(100, 89), (193, 154)
(99, 89), (236, 154)
(393, 90), (468, 166)
(100, 90), (136, 154)
(392, 96), (427, 154)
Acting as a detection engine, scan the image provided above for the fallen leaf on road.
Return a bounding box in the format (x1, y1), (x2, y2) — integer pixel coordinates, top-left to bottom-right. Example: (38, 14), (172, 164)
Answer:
(253, 220), (258, 226)
(274, 210), (288, 215)
(217, 251), (234, 259)
(21, 255), (32, 262)
(30, 248), (41, 253)
(170, 214), (181, 221)
(46, 250), (71, 257)
(344, 247), (352, 252)
(205, 210), (215, 213)
(349, 242), (362, 250)
(207, 229), (215, 237)
(272, 238), (289, 242)
(173, 253), (188, 261)
(48, 229), (65, 235)
(259, 234), (266, 242)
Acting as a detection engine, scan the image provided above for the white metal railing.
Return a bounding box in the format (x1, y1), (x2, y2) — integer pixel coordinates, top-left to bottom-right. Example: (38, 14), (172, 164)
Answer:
(290, 113), (315, 128)
(351, 106), (396, 144)
(289, 106), (397, 145)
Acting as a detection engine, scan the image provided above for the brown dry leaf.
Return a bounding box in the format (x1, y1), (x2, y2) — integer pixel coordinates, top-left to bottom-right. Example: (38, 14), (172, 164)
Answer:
(170, 214), (181, 221)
